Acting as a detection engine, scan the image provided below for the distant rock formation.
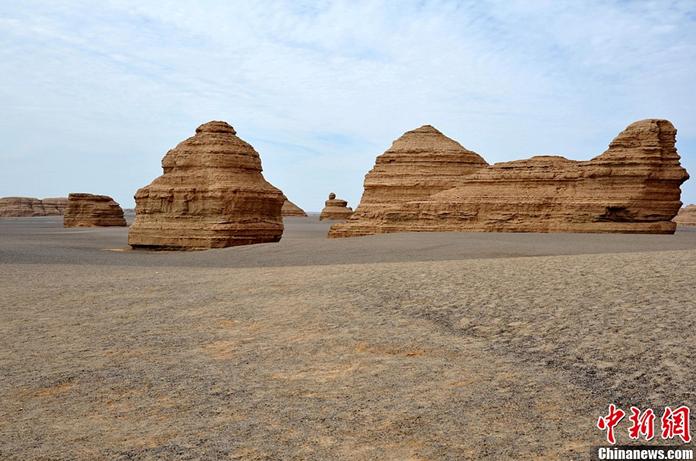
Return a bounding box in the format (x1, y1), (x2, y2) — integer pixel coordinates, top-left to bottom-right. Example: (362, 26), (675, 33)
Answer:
(674, 205), (696, 226)
(128, 121), (284, 249)
(0, 197), (68, 217)
(64, 193), (127, 227)
(281, 197), (307, 217)
(330, 119), (688, 237)
(320, 193), (353, 221)
(41, 198), (69, 215)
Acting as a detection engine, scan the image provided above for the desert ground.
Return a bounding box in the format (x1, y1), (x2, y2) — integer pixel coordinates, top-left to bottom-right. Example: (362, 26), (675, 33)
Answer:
(1, 216), (695, 460)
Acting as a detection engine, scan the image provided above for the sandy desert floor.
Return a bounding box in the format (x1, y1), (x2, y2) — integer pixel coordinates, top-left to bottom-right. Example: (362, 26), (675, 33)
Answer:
(1, 216), (695, 460)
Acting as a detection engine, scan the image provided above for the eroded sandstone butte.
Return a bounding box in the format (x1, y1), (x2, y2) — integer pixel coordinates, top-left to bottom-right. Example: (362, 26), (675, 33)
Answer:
(64, 193), (127, 227)
(128, 121), (284, 249)
(319, 193), (353, 221)
(281, 197), (307, 217)
(674, 205), (696, 226)
(328, 125), (488, 236)
(330, 119), (688, 237)
(0, 197), (68, 217)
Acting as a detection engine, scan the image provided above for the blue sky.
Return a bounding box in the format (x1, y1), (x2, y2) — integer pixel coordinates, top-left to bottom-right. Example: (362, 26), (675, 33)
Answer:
(1, 0), (695, 210)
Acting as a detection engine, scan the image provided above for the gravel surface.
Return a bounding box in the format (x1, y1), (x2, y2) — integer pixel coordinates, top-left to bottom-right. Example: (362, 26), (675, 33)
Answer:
(1, 215), (696, 268)
(1, 217), (695, 459)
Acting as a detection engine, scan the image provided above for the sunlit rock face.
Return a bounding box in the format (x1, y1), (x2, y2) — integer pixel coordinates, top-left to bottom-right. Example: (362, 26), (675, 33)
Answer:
(329, 125), (488, 237)
(64, 193), (126, 227)
(330, 119), (688, 237)
(128, 121), (284, 250)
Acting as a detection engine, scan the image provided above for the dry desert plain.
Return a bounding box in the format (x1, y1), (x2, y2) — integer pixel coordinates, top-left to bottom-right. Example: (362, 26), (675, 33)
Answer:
(1, 215), (696, 460)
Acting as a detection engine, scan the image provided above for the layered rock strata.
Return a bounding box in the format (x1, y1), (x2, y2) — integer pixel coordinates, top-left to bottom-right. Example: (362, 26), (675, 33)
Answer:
(330, 119), (688, 237)
(319, 193), (353, 221)
(328, 125), (488, 236)
(128, 121), (284, 249)
(41, 198), (69, 215)
(281, 197), (307, 217)
(64, 193), (127, 227)
(0, 197), (68, 217)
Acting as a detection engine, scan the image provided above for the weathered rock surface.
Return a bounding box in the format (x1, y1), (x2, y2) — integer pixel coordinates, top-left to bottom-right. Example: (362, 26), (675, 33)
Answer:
(0, 197), (44, 217)
(64, 193), (127, 227)
(0, 197), (68, 217)
(128, 121), (284, 249)
(328, 125), (488, 236)
(41, 198), (69, 215)
(330, 119), (688, 237)
(320, 193), (353, 221)
(281, 197), (307, 217)
(674, 205), (696, 226)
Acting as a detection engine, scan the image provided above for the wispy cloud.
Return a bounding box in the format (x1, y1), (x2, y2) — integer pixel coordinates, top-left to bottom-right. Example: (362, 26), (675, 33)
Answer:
(1, 0), (694, 208)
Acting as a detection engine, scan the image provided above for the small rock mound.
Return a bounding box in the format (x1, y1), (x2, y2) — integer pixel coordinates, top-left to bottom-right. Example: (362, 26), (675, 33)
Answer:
(320, 193), (353, 221)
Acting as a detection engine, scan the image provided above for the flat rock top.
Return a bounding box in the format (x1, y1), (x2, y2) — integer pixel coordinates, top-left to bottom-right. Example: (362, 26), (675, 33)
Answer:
(68, 193), (117, 201)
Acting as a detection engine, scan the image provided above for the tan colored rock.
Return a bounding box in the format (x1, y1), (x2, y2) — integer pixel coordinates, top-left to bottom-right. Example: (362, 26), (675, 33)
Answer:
(64, 193), (127, 227)
(128, 121), (284, 249)
(328, 125), (488, 236)
(0, 197), (69, 217)
(330, 119), (688, 237)
(281, 197), (307, 217)
(41, 197), (69, 215)
(0, 197), (44, 217)
(320, 193), (353, 221)
(674, 205), (696, 226)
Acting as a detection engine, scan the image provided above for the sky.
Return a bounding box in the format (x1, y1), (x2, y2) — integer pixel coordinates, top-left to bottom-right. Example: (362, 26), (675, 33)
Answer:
(1, 0), (695, 211)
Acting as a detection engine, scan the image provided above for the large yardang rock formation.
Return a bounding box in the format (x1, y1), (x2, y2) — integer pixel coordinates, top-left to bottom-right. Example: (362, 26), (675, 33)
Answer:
(328, 125), (488, 236)
(674, 205), (696, 226)
(320, 193), (353, 221)
(330, 119), (688, 237)
(281, 197), (307, 217)
(0, 197), (69, 217)
(64, 193), (127, 227)
(128, 121), (284, 249)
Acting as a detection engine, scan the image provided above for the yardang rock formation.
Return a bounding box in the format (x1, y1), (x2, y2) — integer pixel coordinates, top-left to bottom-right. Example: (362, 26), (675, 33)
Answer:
(674, 205), (696, 226)
(0, 197), (68, 217)
(330, 119), (688, 237)
(329, 125), (487, 236)
(319, 193), (353, 221)
(64, 193), (127, 227)
(128, 121), (284, 249)
(281, 197), (307, 217)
